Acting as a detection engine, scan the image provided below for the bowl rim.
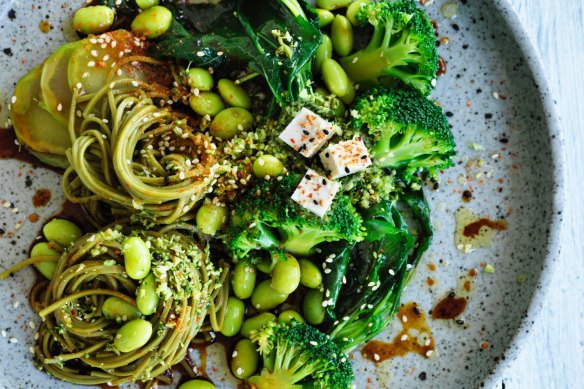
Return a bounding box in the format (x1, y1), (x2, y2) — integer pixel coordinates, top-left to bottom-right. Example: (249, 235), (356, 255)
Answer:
(481, 0), (566, 387)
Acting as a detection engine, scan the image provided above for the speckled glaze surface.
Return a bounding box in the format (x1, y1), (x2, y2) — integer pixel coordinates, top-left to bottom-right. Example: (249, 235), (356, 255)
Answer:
(0, 1), (564, 388)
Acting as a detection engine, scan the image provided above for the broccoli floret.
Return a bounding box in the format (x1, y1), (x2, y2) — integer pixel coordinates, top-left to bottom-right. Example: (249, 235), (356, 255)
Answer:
(225, 173), (364, 261)
(247, 321), (354, 389)
(339, 0), (438, 95)
(351, 86), (455, 182)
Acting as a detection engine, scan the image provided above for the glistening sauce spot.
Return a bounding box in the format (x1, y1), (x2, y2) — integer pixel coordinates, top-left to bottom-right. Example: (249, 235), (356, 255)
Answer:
(32, 188), (51, 208)
(463, 218), (507, 238)
(454, 207), (508, 252)
(432, 292), (467, 320)
(361, 302), (435, 363)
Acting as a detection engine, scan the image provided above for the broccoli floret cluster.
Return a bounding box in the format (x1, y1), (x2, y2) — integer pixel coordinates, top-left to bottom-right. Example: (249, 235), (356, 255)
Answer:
(224, 173), (364, 263)
(248, 321), (354, 389)
(351, 86), (455, 182)
(339, 0), (438, 95)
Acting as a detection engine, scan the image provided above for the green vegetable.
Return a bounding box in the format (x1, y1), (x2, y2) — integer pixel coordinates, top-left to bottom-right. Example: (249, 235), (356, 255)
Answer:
(241, 312), (277, 338)
(225, 174), (364, 264)
(314, 34), (333, 75)
(251, 279), (289, 311)
(31, 243), (59, 280)
(131, 6), (173, 39)
(331, 15), (353, 57)
(351, 86), (455, 182)
(179, 380), (215, 389)
(217, 79), (251, 109)
(136, 0), (159, 10)
(339, 81), (355, 105)
(316, 9), (334, 27)
(187, 67), (214, 91)
(252, 155), (284, 178)
(271, 254), (301, 294)
(114, 319), (153, 353)
(247, 321), (354, 388)
(339, 0), (438, 95)
(73, 6), (115, 35)
(231, 338), (259, 379)
(196, 203), (227, 235)
(278, 310), (305, 324)
(346, 0), (370, 26)
(102, 297), (142, 322)
(136, 273), (159, 315)
(209, 107), (254, 140)
(122, 237), (151, 280)
(189, 93), (225, 116)
(322, 58), (350, 97)
(299, 258), (322, 289)
(316, 0), (352, 11)
(221, 297), (245, 337)
(303, 289), (325, 325)
(43, 219), (82, 247)
(231, 262), (257, 299)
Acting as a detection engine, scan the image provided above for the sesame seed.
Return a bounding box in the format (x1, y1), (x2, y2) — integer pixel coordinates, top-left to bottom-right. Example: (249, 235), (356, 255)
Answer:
(88, 61), (96, 67)
(352, 57), (359, 63)
(196, 51), (205, 57)
(232, 350), (238, 357)
(401, 334), (408, 341)
(11, 96), (17, 104)
(309, 341), (318, 346)
(9, 337), (17, 344)
(12, 301), (19, 309)
(373, 353), (380, 361)
(426, 350), (434, 357)
(324, 268), (331, 274)
(236, 368), (243, 375)
(57, 103), (63, 112)
(402, 315), (408, 322)
(0, 330), (5, 337)
(91, 50), (98, 57)
(76, 82), (83, 90)
(389, 269), (395, 276)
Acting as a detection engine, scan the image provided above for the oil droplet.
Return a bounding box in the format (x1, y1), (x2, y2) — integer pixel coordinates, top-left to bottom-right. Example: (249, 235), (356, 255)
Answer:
(454, 207), (508, 253)
(39, 20), (51, 33)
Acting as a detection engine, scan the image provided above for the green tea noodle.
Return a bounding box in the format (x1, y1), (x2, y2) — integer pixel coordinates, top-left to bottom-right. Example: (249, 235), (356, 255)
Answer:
(62, 56), (220, 226)
(16, 225), (227, 386)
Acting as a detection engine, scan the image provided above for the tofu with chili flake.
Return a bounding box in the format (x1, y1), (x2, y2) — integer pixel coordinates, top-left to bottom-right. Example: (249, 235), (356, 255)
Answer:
(291, 169), (340, 217)
(319, 137), (372, 179)
(279, 107), (336, 158)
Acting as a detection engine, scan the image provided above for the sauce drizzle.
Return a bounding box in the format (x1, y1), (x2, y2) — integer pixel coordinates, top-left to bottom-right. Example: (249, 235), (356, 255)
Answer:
(463, 218), (508, 238)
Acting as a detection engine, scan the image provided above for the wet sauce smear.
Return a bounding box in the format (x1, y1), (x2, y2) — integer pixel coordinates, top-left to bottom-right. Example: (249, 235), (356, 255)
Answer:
(32, 188), (51, 207)
(362, 302), (435, 363)
(432, 293), (467, 320)
(463, 218), (508, 238)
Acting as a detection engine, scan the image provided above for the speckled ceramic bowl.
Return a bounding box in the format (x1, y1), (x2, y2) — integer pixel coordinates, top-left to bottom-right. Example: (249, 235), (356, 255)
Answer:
(0, 0), (564, 388)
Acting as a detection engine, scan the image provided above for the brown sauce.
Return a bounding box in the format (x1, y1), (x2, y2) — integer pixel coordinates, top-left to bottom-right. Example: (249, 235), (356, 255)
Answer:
(432, 293), (467, 320)
(0, 128), (64, 173)
(32, 188), (51, 208)
(463, 218), (508, 238)
(437, 56), (447, 76)
(361, 302), (435, 363)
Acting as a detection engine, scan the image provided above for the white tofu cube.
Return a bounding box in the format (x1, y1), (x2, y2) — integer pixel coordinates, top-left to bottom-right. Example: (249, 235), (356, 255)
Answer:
(319, 137), (372, 179)
(279, 108), (335, 158)
(291, 169), (340, 217)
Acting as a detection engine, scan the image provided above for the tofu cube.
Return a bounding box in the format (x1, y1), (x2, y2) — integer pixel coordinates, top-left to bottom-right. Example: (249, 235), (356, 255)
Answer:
(279, 108), (335, 158)
(291, 169), (340, 217)
(319, 137), (372, 179)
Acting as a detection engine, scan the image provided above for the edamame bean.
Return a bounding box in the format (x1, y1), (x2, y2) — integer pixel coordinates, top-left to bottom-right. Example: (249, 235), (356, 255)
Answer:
(278, 310), (305, 324)
(303, 289), (325, 325)
(231, 339), (259, 379)
(241, 312), (277, 338)
(299, 259), (322, 289)
(189, 93), (225, 117)
(217, 79), (251, 109)
(322, 58), (350, 97)
(316, 0), (352, 11)
(136, 273), (159, 316)
(196, 203), (227, 235)
(346, 0), (370, 26)
(251, 280), (288, 311)
(73, 6), (115, 35)
(331, 97), (346, 118)
(314, 34), (333, 75)
(253, 155), (284, 178)
(231, 262), (257, 300)
(209, 107), (253, 140)
(271, 254), (300, 295)
(340, 81), (356, 105)
(187, 68), (214, 91)
(43, 219), (82, 247)
(317, 9), (334, 27)
(102, 297), (142, 322)
(331, 15), (354, 57)
(136, 0), (159, 10)
(221, 297), (245, 337)
(255, 258), (274, 274)
(31, 242), (59, 280)
(131, 6), (172, 39)
(114, 319), (152, 353)
(179, 380), (216, 389)
(122, 237), (151, 280)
